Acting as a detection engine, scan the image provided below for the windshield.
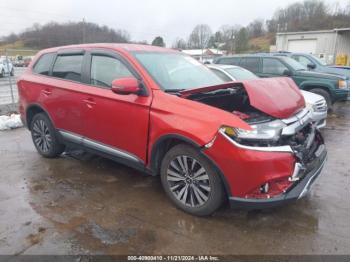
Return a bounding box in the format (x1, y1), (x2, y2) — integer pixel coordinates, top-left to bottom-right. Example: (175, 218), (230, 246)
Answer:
(281, 57), (307, 71)
(225, 67), (259, 80)
(134, 52), (223, 91)
(311, 55), (327, 66)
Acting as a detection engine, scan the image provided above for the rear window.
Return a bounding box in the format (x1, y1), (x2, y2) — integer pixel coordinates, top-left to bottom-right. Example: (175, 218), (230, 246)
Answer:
(239, 57), (260, 73)
(52, 55), (83, 82)
(33, 53), (55, 75)
(225, 67), (259, 80)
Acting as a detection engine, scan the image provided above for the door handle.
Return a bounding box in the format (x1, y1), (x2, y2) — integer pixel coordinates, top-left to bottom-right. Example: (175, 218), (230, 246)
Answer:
(42, 89), (52, 96)
(83, 98), (96, 108)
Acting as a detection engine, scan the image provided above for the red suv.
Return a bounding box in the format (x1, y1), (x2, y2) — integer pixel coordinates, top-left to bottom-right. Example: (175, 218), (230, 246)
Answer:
(18, 44), (327, 216)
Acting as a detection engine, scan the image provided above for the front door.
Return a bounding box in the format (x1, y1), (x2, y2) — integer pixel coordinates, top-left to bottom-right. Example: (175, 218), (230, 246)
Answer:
(81, 50), (152, 164)
(259, 57), (290, 78)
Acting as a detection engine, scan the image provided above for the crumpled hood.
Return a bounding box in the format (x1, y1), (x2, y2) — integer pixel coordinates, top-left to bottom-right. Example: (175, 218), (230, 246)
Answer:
(180, 77), (305, 119)
(241, 77), (305, 119)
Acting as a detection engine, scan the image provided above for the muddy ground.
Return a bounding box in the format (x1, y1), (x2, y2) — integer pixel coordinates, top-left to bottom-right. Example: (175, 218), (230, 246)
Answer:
(0, 102), (349, 256)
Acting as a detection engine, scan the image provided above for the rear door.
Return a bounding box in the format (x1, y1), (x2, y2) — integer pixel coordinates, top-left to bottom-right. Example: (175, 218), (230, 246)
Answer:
(80, 50), (152, 163)
(238, 57), (261, 75)
(41, 50), (88, 136)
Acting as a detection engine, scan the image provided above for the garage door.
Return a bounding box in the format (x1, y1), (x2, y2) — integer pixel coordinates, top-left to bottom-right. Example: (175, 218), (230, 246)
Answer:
(287, 39), (317, 54)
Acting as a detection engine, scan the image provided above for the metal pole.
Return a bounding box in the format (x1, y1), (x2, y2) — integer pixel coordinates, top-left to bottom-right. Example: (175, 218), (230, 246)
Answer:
(5, 49), (15, 106)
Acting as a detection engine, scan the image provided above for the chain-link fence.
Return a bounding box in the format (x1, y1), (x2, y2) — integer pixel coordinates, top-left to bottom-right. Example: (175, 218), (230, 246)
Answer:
(0, 48), (38, 114)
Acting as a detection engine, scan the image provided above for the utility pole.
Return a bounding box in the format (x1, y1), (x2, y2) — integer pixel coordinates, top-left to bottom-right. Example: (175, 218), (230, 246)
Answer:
(82, 18), (86, 43)
(5, 50), (15, 106)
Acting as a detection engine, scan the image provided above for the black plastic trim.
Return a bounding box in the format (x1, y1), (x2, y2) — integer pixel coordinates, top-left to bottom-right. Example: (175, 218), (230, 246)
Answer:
(150, 134), (201, 173)
(59, 130), (146, 172)
(25, 103), (55, 130)
(57, 49), (85, 55)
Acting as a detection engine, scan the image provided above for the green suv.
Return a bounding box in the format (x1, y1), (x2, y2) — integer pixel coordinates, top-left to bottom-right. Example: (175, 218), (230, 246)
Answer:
(214, 55), (349, 109)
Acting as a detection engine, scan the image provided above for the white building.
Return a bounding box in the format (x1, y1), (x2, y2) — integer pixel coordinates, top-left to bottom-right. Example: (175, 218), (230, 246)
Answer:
(181, 49), (224, 63)
(276, 28), (350, 64)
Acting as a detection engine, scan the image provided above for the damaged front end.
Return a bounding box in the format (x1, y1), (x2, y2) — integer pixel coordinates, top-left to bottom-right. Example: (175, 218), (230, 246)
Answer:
(220, 107), (327, 199)
(181, 79), (327, 208)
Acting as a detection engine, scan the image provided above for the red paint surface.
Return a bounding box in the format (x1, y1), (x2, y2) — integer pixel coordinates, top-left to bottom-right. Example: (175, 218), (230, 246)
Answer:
(18, 44), (301, 199)
(242, 77), (305, 119)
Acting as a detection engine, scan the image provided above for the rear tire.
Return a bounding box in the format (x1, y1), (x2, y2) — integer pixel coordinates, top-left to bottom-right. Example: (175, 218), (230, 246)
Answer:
(309, 88), (333, 111)
(30, 113), (65, 158)
(160, 144), (225, 216)
(0, 69), (4, 78)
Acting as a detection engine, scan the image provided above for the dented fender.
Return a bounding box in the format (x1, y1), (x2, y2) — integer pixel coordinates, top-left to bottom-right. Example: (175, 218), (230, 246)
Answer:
(147, 90), (251, 165)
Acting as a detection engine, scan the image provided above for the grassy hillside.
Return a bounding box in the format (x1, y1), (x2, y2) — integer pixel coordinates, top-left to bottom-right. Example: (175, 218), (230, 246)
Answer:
(0, 41), (38, 57)
(248, 34), (275, 53)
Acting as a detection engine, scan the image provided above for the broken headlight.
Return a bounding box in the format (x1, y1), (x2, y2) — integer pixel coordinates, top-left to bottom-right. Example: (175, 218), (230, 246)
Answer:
(223, 120), (286, 142)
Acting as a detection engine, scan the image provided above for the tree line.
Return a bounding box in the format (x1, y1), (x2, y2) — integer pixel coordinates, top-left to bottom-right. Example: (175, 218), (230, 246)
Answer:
(1, 21), (130, 49)
(172, 0), (350, 53)
(1, 0), (349, 53)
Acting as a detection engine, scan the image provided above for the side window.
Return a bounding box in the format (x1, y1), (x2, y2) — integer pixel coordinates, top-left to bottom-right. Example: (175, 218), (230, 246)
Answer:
(33, 53), (55, 75)
(211, 69), (231, 82)
(217, 57), (240, 65)
(292, 55), (311, 67)
(262, 58), (288, 75)
(52, 55), (83, 82)
(239, 58), (260, 73)
(90, 55), (133, 88)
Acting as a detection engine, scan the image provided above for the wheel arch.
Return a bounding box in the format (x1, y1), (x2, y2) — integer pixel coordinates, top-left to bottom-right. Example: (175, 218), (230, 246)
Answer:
(149, 134), (232, 197)
(300, 84), (333, 99)
(150, 134), (200, 175)
(26, 103), (54, 130)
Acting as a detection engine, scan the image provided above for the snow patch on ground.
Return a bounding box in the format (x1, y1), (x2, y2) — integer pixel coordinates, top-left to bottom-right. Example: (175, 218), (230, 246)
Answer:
(0, 114), (23, 131)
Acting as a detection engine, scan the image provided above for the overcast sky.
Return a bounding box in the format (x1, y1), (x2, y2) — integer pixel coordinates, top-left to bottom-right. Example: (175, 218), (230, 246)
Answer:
(0, 0), (349, 45)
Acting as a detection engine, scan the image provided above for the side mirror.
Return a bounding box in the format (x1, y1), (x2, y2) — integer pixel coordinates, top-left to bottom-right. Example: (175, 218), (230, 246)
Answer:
(111, 78), (140, 95)
(307, 63), (316, 69)
(282, 69), (292, 76)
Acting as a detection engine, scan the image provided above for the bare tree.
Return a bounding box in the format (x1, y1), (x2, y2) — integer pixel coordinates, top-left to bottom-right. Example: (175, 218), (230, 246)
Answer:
(219, 25), (240, 53)
(172, 38), (187, 49)
(247, 19), (265, 38)
(187, 24), (212, 49)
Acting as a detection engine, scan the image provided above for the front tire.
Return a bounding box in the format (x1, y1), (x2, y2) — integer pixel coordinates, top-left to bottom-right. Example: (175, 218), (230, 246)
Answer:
(0, 69), (4, 78)
(30, 113), (65, 158)
(160, 144), (225, 216)
(10, 68), (14, 76)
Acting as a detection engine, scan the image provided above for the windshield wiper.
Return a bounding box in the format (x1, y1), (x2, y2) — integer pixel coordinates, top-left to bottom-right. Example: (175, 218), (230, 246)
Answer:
(164, 89), (186, 93)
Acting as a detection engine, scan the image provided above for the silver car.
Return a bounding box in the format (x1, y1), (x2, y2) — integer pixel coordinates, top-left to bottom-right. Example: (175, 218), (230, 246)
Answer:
(208, 64), (327, 128)
(0, 58), (14, 78)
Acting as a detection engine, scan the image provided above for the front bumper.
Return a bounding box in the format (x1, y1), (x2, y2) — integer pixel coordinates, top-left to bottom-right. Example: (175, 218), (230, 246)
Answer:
(229, 147), (327, 210)
(334, 88), (350, 102)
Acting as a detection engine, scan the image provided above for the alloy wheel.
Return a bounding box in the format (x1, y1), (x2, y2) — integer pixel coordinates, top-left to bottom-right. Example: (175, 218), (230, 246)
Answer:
(32, 119), (52, 153)
(167, 155), (211, 207)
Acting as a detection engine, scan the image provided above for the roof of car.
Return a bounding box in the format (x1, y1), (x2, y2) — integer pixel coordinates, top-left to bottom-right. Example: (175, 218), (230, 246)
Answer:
(39, 43), (178, 54)
(216, 54), (289, 59)
(207, 64), (241, 70)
